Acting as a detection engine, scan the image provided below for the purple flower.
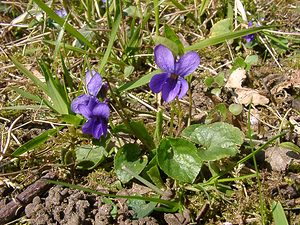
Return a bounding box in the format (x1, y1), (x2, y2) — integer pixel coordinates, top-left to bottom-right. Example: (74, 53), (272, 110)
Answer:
(55, 8), (67, 18)
(243, 21), (255, 43)
(71, 71), (110, 139)
(149, 45), (200, 102)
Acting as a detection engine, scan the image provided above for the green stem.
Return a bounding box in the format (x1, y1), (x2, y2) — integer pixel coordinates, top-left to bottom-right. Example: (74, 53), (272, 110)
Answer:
(122, 166), (164, 196)
(247, 107), (266, 224)
(176, 97), (183, 135)
(153, 0), (159, 36)
(169, 101), (175, 136)
(187, 75), (193, 127)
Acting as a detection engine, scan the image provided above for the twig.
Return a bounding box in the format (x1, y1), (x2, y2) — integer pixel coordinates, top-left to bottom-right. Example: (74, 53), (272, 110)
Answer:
(0, 171), (57, 225)
(0, 115), (23, 161)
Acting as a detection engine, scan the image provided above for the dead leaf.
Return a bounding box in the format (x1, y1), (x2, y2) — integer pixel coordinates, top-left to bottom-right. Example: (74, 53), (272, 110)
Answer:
(265, 147), (300, 172)
(263, 70), (300, 95)
(236, 88), (269, 106)
(225, 68), (246, 88)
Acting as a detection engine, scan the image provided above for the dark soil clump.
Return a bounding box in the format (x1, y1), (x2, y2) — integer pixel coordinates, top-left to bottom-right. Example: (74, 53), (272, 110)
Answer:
(25, 186), (159, 225)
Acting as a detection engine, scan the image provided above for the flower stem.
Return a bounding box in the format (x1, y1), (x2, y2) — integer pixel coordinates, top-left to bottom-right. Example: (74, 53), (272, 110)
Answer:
(187, 75), (193, 127)
(247, 105), (267, 224)
(176, 97), (183, 136)
(169, 102), (175, 136)
(153, 0), (160, 36)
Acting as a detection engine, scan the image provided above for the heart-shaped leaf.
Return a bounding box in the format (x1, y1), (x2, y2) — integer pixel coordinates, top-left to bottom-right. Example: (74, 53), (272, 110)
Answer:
(75, 145), (107, 170)
(114, 144), (148, 183)
(182, 122), (244, 161)
(157, 138), (202, 183)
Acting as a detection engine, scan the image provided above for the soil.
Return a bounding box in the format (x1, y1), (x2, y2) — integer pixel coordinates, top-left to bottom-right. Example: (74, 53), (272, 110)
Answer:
(24, 185), (159, 225)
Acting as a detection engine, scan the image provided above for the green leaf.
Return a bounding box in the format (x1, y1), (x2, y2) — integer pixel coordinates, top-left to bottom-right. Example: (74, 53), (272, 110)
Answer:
(43, 40), (87, 54)
(153, 36), (179, 56)
(75, 145), (107, 170)
(164, 24), (184, 55)
(73, 26), (95, 48)
(58, 114), (83, 126)
(279, 142), (300, 154)
(128, 198), (157, 219)
(154, 110), (163, 145)
(0, 105), (48, 110)
(182, 122), (244, 161)
(214, 72), (225, 86)
(272, 201), (289, 225)
(157, 138), (202, 183)
(114, 144), (148, 183)
(12, 127), (63, 157)
(124, 66), (135, 77)
(118, 69), (160, 92)
(10, 87), (43, 103)
(146, 165), (165, 189)
(9, 56), (48, 95)
(129, 121), (155, 150)
(113, 121), (155, 150)
(39, 60), (69, 114)
(245, 55), (259, 65)
(32, 0), (95, 50)
(199, 0), (210, 17)
(210, 18), (232, 37)
(204, 76), (214, 88)
(60, 52), (74, 91)
(229, 103), (243, 115)
(185, 26), (268, 51)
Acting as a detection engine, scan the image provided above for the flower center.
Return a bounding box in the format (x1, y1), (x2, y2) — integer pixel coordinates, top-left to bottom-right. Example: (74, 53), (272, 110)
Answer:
(170, 73), (178, 80)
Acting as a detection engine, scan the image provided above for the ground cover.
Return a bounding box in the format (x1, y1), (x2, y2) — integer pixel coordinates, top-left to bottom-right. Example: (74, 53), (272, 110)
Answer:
(0, 0), (300, 224)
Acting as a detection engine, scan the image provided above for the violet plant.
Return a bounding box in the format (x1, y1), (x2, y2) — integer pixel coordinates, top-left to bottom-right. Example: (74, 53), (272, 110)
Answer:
(8, 0), (276, 220)
(71, 71), (110, 139)
(55, 8), (67, 18)
(243, 21), (255, 43)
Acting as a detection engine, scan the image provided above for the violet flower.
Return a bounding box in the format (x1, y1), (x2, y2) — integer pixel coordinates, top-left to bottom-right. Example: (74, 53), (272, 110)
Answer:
(55, 8), (67, 18)
(243, 21), (255, 43)
(149, 44), (200, 102)
(71, 71), (110, 139)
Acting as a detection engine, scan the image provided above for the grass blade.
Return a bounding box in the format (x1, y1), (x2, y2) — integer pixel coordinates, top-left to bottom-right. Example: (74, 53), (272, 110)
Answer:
(98, 0), (121, 74)
(43, 40), (88, 54)
(118, 69), (160, 92)
(9, 56), (48, 95)
(46, 180), (179, 208)
(272, 201), (289, 225)
(39, 60), (69, 114)
(185, 26), (268, 51)
(11, 127), (63, 157)
(32, 0), (95, 50)
(10, 87), (43, 103)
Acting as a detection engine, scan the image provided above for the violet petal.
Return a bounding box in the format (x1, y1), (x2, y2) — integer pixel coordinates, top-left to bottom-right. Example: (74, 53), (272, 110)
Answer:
(78, 104), (93, 119)
(154, 45), (175, 73)
(82, 119), (94, 135)
(149, 72), (169, 93)
(175, 51), (200, 77)
(162, 78), (181, 103)
(92, 103), (110, 119)
(71, 94), (90, 114)
(93, 118), (107, 139)
(177, 77), (189, 99)
(87, 71), (102, 96)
